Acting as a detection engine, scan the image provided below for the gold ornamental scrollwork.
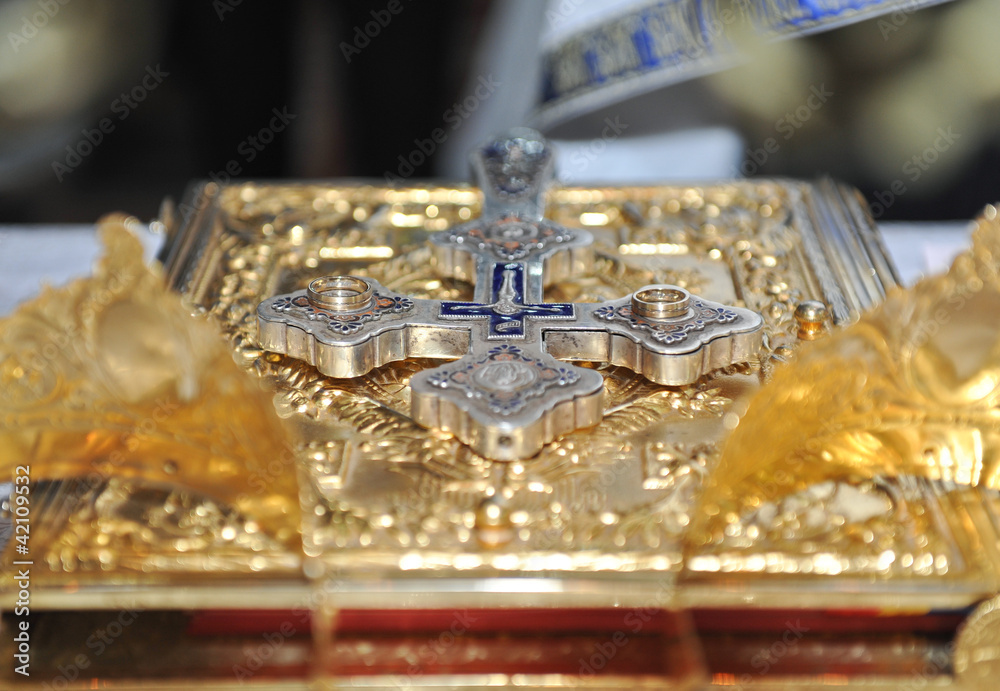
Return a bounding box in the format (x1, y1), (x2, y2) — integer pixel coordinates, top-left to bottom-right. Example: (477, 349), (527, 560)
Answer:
(0, 216), (302, 581)
(169, 178), (902, 581)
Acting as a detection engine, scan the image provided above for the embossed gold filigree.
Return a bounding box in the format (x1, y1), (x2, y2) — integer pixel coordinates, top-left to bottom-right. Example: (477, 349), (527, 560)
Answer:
(6, 169), (1000, 688)
(11, 177), (965, 600)
(691, 205), (1000, 574)
(171, 180), (905, 581)
(0, 216), (301, 579)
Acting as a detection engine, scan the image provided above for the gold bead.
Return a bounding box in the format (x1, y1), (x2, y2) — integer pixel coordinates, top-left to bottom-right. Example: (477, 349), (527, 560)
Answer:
(794, 300), (829, 340)
(474, 496), (513, 550)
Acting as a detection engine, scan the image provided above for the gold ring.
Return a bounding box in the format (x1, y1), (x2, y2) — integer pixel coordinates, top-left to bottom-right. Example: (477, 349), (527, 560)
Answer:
(631, 285), (690, 320)
(307, 276), (374, 312)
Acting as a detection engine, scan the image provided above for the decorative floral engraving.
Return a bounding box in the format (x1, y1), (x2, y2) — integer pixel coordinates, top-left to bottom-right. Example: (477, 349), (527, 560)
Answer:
(426, 344), (581, 415)
(594, 299), (738, 344)
(272, 292), (413, 335)
(160, 180), (959, 584)
(443, 218), (577, 261)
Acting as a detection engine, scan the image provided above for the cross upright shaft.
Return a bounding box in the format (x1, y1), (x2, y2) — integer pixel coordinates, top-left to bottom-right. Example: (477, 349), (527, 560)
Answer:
(466, 127), (558, 305)
(431, 128), (594, 310)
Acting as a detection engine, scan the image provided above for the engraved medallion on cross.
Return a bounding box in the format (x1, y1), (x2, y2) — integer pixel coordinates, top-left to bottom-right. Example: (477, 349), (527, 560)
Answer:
(257, 129), (763, 460)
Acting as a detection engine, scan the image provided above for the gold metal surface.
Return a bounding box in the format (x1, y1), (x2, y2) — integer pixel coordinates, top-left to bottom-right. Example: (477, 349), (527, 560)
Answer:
(691, 205), (1000, 598)
(157, 177), (968, 603)
(6, 179), (1000, 689)
(0, 216), (302, 590)
(793, 300), (829, 340)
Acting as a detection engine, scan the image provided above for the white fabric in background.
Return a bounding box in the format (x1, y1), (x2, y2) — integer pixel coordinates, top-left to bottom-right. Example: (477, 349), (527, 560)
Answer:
(878, 222), (970, 285)
(554, 128), (743, 184)
(0, 225), (163, 316)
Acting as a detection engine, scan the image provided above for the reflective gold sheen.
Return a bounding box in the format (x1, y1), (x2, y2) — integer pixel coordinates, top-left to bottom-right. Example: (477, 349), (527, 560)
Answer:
(161, 178), (939, 592)
(159, 181), (1000, 687)
(5, 182), (1000, 689)
(0, 217), (301, 580)
(698, 206), (1000, 544)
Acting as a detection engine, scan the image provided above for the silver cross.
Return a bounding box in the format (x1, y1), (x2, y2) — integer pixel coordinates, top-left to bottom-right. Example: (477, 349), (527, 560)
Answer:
(257, 129), (763, 460)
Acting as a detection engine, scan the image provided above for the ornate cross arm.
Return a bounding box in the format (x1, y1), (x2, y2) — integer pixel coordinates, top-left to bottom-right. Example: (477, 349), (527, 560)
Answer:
(257, 279), (761, 386)
(257, 129), (763, 459)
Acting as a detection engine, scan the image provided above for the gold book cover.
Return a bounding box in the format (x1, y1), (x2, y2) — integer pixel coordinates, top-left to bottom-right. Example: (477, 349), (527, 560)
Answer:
(2, 131), (999, 689)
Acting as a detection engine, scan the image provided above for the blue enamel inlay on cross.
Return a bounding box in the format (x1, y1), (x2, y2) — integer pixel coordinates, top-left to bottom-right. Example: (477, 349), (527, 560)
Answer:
(440, 262), (575, 338)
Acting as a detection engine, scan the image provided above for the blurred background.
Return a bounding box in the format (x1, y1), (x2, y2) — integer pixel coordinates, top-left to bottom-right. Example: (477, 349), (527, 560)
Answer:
(0, 0), (997, 224)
